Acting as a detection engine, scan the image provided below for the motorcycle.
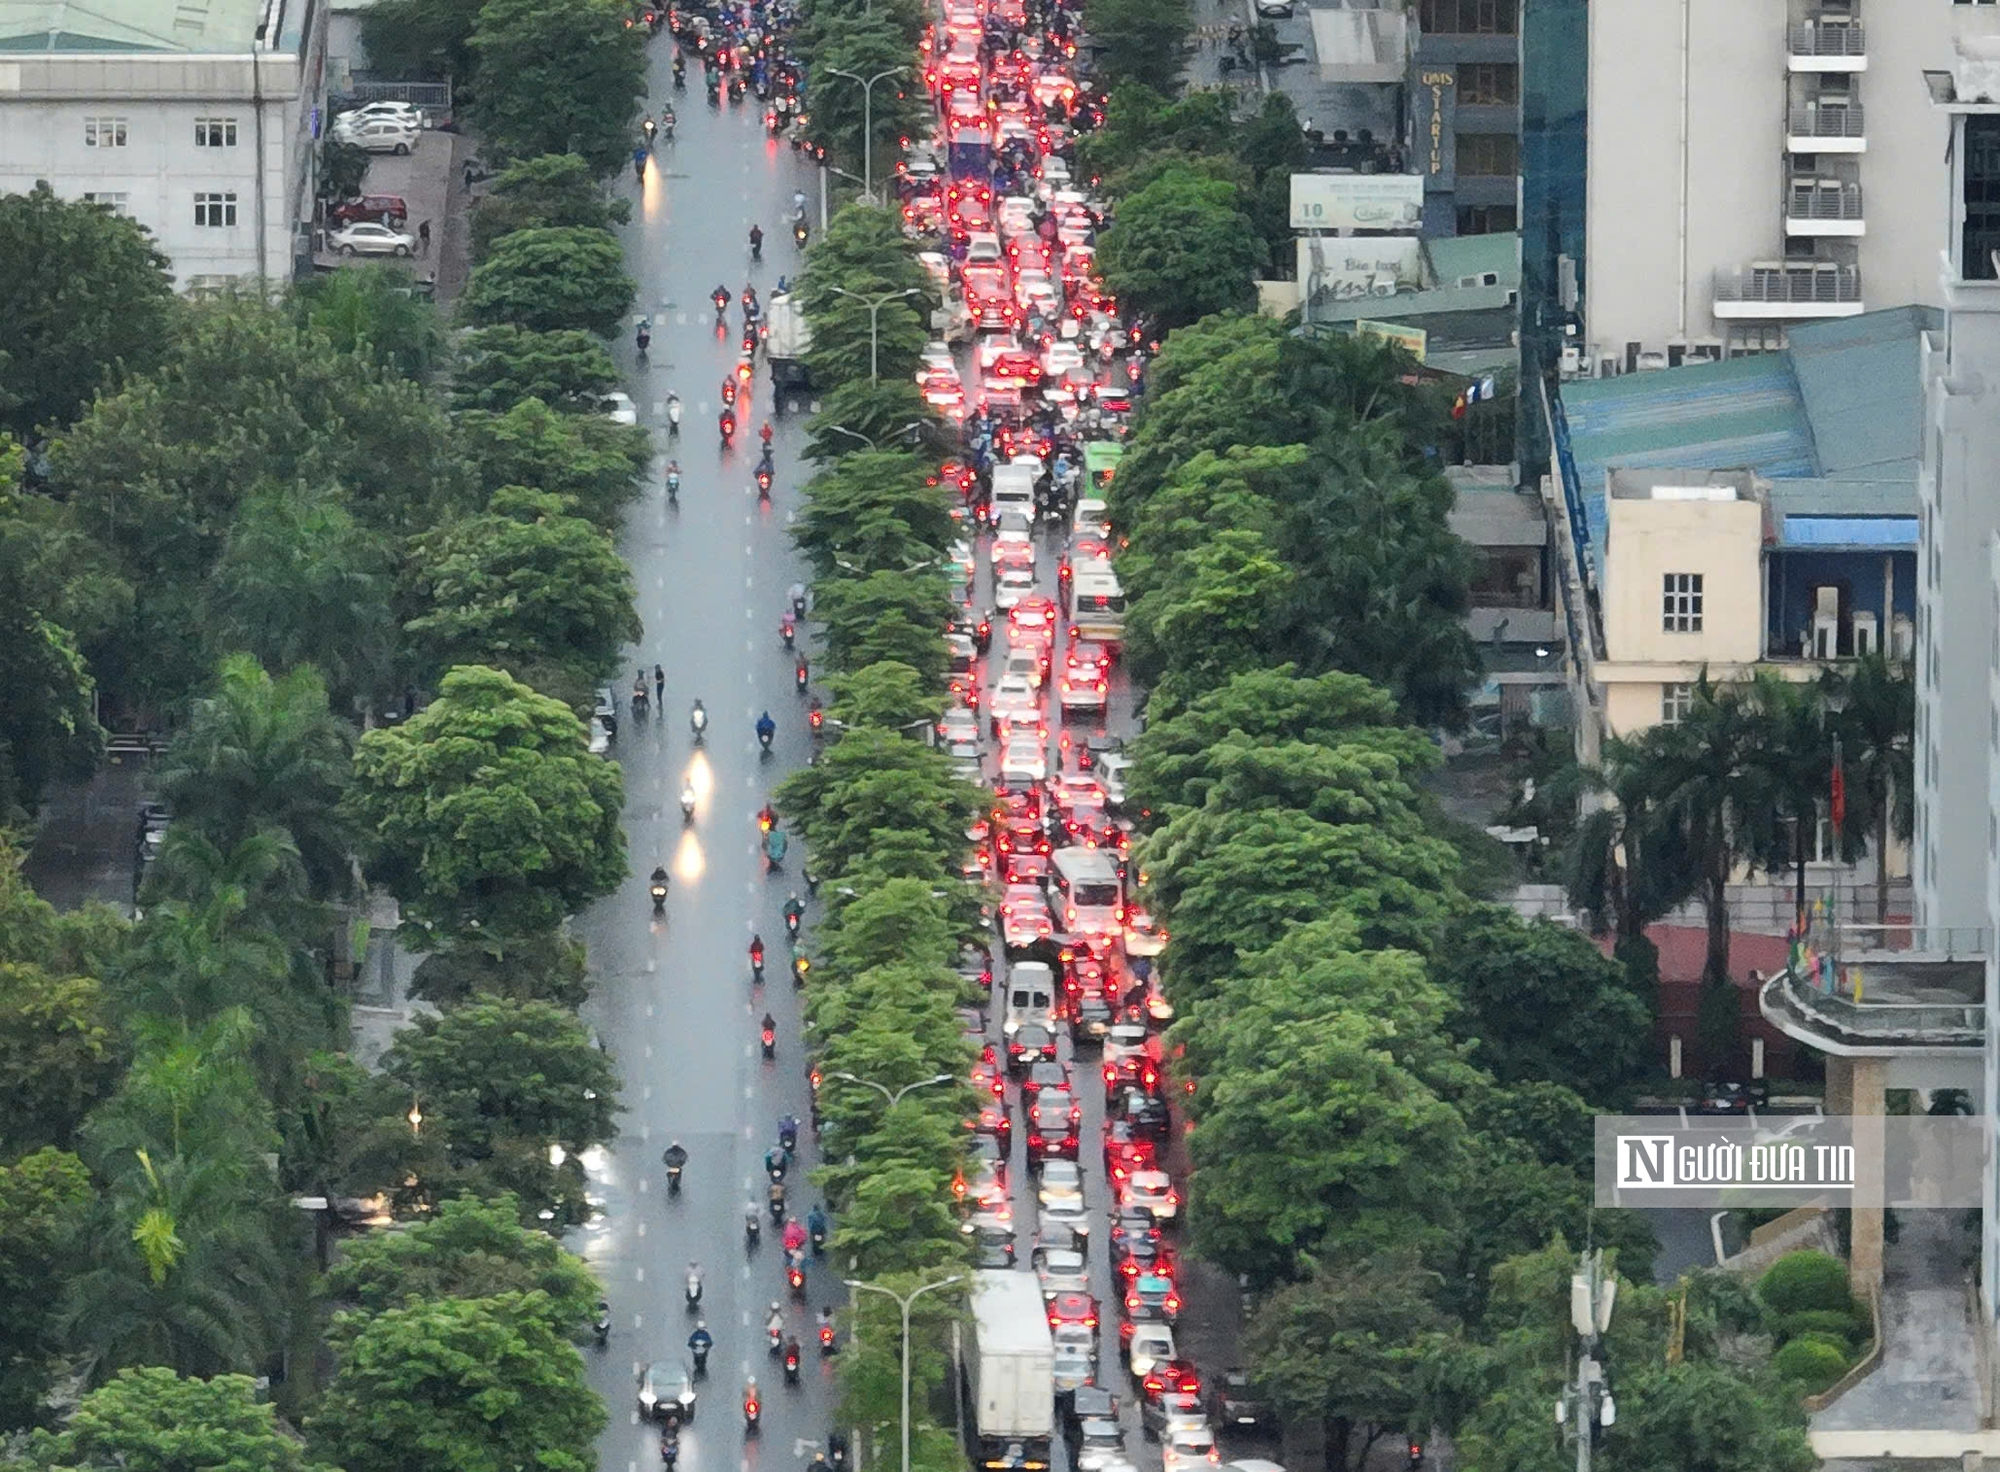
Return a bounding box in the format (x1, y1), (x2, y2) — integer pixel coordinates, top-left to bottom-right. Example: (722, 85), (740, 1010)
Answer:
(758, 726), (774, 753)
(768, 1184), (786, 1223)
(721, 410), (736, 445)
(794, 221), (809, 249)
(681, 784), (697, 823)
(668, 397), (682, 436)
(686, 1269), (703, 1310)
(660, 1430), (680, 1469)
(666, 467), (680, 499)
(783, 1343), (801, 1384)
(791, 954), (810, 988)
(803, 864), (820, 895)
(690, 703), (708, 742)
(674, 56), (686, 87)
(750, 939), (766, 982)
(632, 686), (650, 718)
(594, 1303), (612, 1346)
(794, 658), (809, 693)
(713, 288), (731, 321)
(809, 1220), (827, 1254)
(784, 909), (801, 942)
(743, 1388), (761, 1435)
(779, 615), (795, 649)
(807, 703), (824, 737)
(666, 1161), (684, 1193)
(756, 466), (773, 497)
(650, 870), (670, 912)
(760, 1020), (777, 1059)
(790, 587), (808, 619)
(764, 828), (788, 872)
(817, 1319), (838, 1355)
(767, 1313), (785, 1353)
(785, 1258), (805, 1297)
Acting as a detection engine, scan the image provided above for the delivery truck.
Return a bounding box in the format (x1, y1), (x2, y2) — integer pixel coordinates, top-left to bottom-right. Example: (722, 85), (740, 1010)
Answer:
(963, 1270), (1055, 1472)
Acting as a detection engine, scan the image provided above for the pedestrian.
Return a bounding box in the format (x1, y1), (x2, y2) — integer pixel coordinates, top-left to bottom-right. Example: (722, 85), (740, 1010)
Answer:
(463, 160), (475, 191)
(417, 219), (432, 255)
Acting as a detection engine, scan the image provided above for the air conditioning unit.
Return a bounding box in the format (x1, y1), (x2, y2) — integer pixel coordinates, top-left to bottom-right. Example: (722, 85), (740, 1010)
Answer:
(1812, 585), (1840, 660)
(1637, 350), (1669, 371)
(1852, 610), (1878, 656)
(1891, 612), (1915, 659)
(1558, 343), (1582, 376)
(1689, 339), (1724, 362)
(1598, 356), (1618, 378)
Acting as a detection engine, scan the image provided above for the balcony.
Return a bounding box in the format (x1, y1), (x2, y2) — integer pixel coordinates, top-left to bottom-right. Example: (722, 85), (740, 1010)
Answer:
(1785, 180), (1865, 236)
(1788, 21), (1868, 72)
(1786, 104), (1866, 152)
(1759, 927), (1988, 1056)
(1712, 263), (1863, 319)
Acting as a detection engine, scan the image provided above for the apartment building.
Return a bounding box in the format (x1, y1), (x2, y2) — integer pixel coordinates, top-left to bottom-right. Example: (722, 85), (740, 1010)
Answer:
(1579, 0), (2000, 371)
(1411, 0), (1522, 238)
(0, 0), (329, 289)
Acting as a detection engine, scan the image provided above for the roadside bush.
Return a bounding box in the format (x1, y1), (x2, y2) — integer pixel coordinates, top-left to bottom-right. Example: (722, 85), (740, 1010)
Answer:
(1758, 1249), (1854, 1318)
(1771, 1332), (1852, 1393)
(1775, 1308), (1866, 1348)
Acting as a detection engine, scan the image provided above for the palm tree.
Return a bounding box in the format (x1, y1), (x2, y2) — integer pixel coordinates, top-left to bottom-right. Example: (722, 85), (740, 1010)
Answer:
(157, 655), (357, 901)
(1737, 672), (1834, 925)
(1565, 744), (1697, 949)
(1834, 653), (1915, 927)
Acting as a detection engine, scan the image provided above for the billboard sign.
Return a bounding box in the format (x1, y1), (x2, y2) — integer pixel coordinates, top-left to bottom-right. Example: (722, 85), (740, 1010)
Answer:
(1289, 173), (1425, 232)
(1297, 236), (1424, 303)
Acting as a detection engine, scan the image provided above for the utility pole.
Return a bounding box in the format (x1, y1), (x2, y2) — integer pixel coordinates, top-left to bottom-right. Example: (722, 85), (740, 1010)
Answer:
(1557, 1248), (1617, 1472)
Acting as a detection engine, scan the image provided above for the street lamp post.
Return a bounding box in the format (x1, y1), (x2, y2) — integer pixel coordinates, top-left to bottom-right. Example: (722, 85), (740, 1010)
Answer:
(826, 1070), (956, 1108)
(845, 1274), (964, 1472)
(825, 286), (922, 381)
(821, 420), (927, 453)
(823, 65), (907, 200)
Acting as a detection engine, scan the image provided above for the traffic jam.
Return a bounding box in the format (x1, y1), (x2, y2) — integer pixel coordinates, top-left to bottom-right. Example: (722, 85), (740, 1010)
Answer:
(882, 4), (1272, 1472)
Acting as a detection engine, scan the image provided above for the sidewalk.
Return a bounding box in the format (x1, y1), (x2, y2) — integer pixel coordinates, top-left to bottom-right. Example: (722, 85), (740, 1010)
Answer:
(312, 127), (476, 304)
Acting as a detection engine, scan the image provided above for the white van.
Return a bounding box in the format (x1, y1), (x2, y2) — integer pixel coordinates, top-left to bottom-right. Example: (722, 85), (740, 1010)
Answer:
(1003, 961), (1057, 1035)
(966, 230), (1004, 267)
(1051, 848), (1122, 939)
(991, 461), (1038, 522)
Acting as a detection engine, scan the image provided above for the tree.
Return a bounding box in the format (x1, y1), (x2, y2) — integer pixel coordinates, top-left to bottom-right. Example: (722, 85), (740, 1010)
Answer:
(451, 326), (621, 414)
(803, 379), (939, 463)
(402, 486), (640, 693)
(825, 660), (944, 733)
(324, 1194), (599, 1334)
(470, 154), (632, 258)
(0, 964), (120, 1156)
(1124, 528), (1294, 711)
(312, 1294), (606, 1472)
(0, 182), (176, 436)
(1082, 0), (1193, 93)
(1095, 169), (1260, 327)
(27, 1365), (324, 1472)
(357, 0), (484, 87)
(346, 664), (627, 938)
(834, 1165), (969, 1279)
(318, 139), (370, 203)
(207, 487), (397, 712)
(0, 585), (100, 821)
(1245, 1252), (1453, 1472)
(1428, 907), (1651, 1105)
(459, 227), (635, 339)
(804, 22), (933, 191)
(775, 729), (980, 877)
(466, 0), (648, 180)
(793, 450), (958, 577)
(408, 927), (590, 1010)
(0, 1147), (92, 1428)
(810, 569), (955, 683)
(456, 397), (650, 531)
(1834, 652), (1915, 927)
(378, 997), (621, 1178)
(158, 655), (357, 902)
(797, 204), (936, 388)
(295, 264), (447, 381)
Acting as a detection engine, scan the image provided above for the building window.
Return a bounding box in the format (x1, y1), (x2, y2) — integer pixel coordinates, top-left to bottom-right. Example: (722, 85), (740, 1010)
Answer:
(194, 117), (238, 147)
(1964, 116), (2000, 280)
(1457, 133), (1520, 177)
(1417, 0), (1517, 32)
(194, 192), (238, 228)
(1662, 572), (1704, 633)
(1660, 683), (1694, 726)
(1456, 204), (1518, 235)
(81, 192), (130, 216)
(84, 116), (128, 148)
(1458, 63), (1519, 105)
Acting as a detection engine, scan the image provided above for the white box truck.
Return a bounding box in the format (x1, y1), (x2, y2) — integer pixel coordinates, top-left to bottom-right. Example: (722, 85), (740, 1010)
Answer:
(965, 1269), (1055, 1472)
(766, 292), (812, 397)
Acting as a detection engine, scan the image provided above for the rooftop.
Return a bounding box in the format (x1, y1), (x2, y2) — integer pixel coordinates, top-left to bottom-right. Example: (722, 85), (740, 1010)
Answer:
(0, 0), (269, 52)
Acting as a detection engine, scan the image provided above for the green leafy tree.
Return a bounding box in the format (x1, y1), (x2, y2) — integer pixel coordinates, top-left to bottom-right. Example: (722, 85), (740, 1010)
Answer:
(466, 0), (648, 180)
(460, 226), (636, 339)
(803, 379), (939, 463)
(470, 154), (633, 258)
(456, 397), (650, 530)
(824, 660), (944, 733)
(408, 926), (590, 1010)
(312, 1293), (606, 1472)
(324, 1193), (599, 1334)
(1429, 906), (1651, 1105)
(0, 182), (176, 436)
(357, 0), (484, 85)
(1096, 169), (1260, 327)
(451, 326), (621, 413)
(0, 586), (100, 821)
(837, 1275), (964, 1468)
(811, 569), (955, 683)
(804, 24), (931, 193)
(1245, 1252), (1454, 1472)
(835, 1164), (969, 1279)
(776, 729), (980, 877)
(402, 486), (640, 693)
(347, 664), (627, 938)
(295, 263), (447, 381)
(317, 139), (370, 202)
(0, 835), (127, 983)
(0, 964), (120, 1155)
(0, 1147), (92, 1428)
(1833, 652), (1915, 927)
(27, 1365), (324, 1472)
(157, 655), (357, 902)
(1082, 0), (1193, 93)
(797, 204), (936, 388)
(1124, 528), (1294, 711)
(206, 484), (397, 711)
(793, 449), (958, 577)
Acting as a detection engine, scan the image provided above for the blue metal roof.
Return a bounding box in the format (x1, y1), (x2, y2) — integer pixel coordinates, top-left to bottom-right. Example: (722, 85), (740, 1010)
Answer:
(1785, 307), (1939, 482)
(1781, 516), (1918, 548)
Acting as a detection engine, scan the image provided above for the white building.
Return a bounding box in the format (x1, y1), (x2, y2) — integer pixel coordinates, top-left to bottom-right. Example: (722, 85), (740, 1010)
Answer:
(1579, 0), (2000, 370)
(0, 0), (329, 290)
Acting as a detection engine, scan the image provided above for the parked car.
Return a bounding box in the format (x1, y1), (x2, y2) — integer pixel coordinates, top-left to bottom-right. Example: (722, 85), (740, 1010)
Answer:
(599, 391), (639, 425)
(328, 221), (418, 257)
(1207, 1369), (1274, 1434)
(326, 193), (410, 227)
(331, 115), (420, 153)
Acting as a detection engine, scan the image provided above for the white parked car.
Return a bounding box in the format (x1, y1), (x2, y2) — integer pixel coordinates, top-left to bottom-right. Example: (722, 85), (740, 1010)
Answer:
(340, 100), (423, 128)
(332, 115), (419, 153)
(328, 220), (418, 257)
(599, 391), (638, 426)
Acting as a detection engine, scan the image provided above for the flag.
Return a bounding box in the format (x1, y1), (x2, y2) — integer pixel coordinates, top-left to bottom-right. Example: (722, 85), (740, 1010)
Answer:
(1451, 375), (1498, 420)
(1830, 745), (1846, 831)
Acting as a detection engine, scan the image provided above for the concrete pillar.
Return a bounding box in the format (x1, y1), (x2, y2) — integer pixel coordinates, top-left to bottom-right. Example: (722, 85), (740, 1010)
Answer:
(1827, 1056), (1887, 1294)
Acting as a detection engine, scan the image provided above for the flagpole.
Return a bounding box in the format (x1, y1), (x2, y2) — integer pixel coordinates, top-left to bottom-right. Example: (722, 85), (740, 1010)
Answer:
(1831, 730), (1845, 993)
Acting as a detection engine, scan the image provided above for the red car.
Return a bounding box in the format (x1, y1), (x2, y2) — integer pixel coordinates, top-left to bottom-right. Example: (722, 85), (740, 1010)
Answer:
(326, 193), (409, 227)
(1046, 1291), (1099, 1332)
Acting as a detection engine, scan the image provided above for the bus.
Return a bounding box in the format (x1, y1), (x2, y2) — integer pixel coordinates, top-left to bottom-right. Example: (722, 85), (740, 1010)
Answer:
(1050, 848), (1122, 940)
(1065, 560), (1125, 645)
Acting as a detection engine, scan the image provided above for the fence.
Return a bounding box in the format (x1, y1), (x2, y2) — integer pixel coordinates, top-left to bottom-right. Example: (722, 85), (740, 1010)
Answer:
(1506, 879), (1913, 938)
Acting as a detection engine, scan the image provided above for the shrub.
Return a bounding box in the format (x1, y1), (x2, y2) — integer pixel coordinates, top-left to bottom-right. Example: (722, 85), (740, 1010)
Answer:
(1758, 1249), (1854, 1318)
(1771, 1333), (1852, 1393)
(1776, 1309), (1866, 1347)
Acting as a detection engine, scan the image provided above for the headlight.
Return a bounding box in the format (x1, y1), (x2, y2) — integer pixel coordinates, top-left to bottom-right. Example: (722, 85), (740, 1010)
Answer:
(641, 1390), (657, 1407)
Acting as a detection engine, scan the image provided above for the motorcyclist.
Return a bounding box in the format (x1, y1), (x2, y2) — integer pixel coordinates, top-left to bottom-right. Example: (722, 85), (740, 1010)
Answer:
(750, 934), (766, 973)
(634, 145), (649, 180)
(807, 1202), (828, 1244)
(756, 710), (777, 747)
(766, 1302), (785, 1341)
(691, 697), (707, 735)
(689, 1320), (713, 1369)
(792, 189), (807, 220)
(663, 1140), (690, 1172)
(778, 1114), (800, 1151)
(782, 1217), (807, 1254)
(782, 893), (805, 928)
(750, 223), (764, 259)
(713, 284), (732, 314)
(766, 1145), (788, 1180)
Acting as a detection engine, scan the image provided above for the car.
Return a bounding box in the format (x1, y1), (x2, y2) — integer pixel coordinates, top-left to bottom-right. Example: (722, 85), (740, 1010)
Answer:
(1009, 594), (1061, 644)
(588, 714), (612, 756)
(1141, 1391), (1206, 1440)
(1697, 1075), (1770, 1114)
(1028, 1089), (1082, 1160)
(1007, 1022), (1059, 1073)
(992, 530), (1037, 572)
(1065, 1385), (1121, 1442)
(972, 1054), (1007, 1099)
(950, 538), (977, 585)
(1127, 1324), (1177, 1381)
(940, 706), (981, 745)
(1124, 1270), (1183, 1326)
(339, 99), (423, 126)
(970, 1100), (1013, 1151)
(1104, 1119), (1159, 1183)
(331, 115), (419, 153)
(1115, 1087), (1172, 1141)
(1002, 643), (1048, 689)
(995, 811), (1051, 862)
(638, 1360), (698, 1423)
(1104, 1048), (1163, 1102)
(1047, 1290), (1100, 1333)
(1141, 1359), (1202, 1406)
(995, 566), (1038, 609)
(960, 1158), (1010, 1211)
(1043, 339), (1087, 377)
(1035, 1245), (1090, 1298)
(1058, 666), (1108, 713)
(1121, 1169), (1179, 1221)
(1163, 1424), (1220, 1472)
(961, 1195), (1013, 1236)
(972, 1224), (1016, 1268)
(989, 674), (1040, 735)
(1000, 885), (1053, 950)
(1123, 908), (1166, 957)
(1066, 639), (1113, 678)
(1036, 1220), (1088, 1260)
(965, 1125), (1006, 1171)
(1254, 0), (1294, 13)
(1042, 1192), (1092, 1240)
(326, 193), (409, 227)
(1039, 1157), (1084, 1203)
(328, 220), (418, 257)
(1098, 751), (1134, 807)
(598, 391), (639, 426)
(1075, 1420), (1126, 1472)
(1207, 1369), (1274, 1434)
(1109, 1204), (1162, 1254)
(1023, 1059), (1071, 1106)
(1070, 991), (1114, 1045)
(1053, 1343), (1097, 1394)
(998, 736), (1050, 786)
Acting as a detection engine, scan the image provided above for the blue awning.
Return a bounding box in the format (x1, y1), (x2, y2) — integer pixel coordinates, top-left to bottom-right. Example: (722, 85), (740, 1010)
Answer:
(1780, 516), (1918, 548)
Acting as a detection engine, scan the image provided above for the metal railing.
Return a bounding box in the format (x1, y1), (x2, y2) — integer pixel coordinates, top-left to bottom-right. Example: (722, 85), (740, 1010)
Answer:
(1761, 970), (1985, 1049)
(1788, 106), (1865, 138)
(1713, 265), (1861, 304)
(338, 81), (453, 110)
(1786, 184), (1865, 220)
(1842, 923), (1990, 958)
(1789, 23), (1867, 56)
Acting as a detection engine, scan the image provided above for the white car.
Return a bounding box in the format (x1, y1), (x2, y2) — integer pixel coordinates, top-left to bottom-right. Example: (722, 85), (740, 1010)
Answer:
(588, 715), (613, 756)
(1002, 644), (1046, 691)
(341, 100), (423, 126)
(1122, 1169), (1178, 1221)
(1038, 1158), (1084, 1208)
(331, 115), (419, 153)
(1128, 1323), (1177, 1380)
(994, 707), (1043, 747)
(988, 674), (1039, 734)
(939, 706), (981, 745)
(998, 737), (1049, 785)
(599, 391), (638, 426)
(1035, 1246), (1089, 1297)
(1097, 752), (1133, 807)
(1123, 907), (1166, 957)
(992, 529), (1036, 571)
(1043, 340), (1086, 378)
(950, 539), (977, 585)
(1041, 1192), (1091, 1239)
(1162, 1426), (1219, 1472)
(328, 220), (418, 257)
(995, 566), (1037, 609)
